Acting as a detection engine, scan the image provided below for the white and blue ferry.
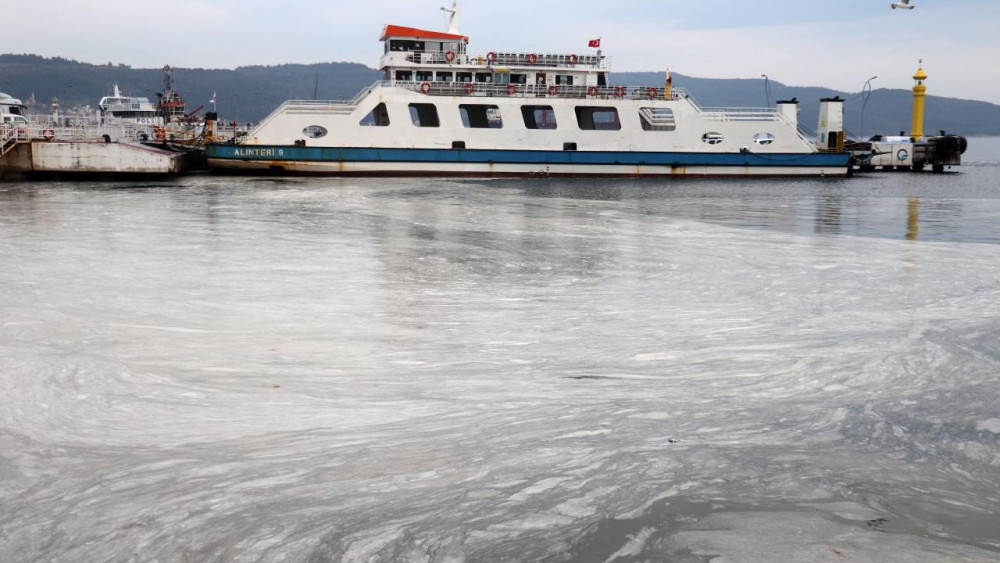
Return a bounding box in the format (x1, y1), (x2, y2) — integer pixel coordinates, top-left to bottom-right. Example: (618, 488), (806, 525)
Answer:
(207, 3), (850, 177)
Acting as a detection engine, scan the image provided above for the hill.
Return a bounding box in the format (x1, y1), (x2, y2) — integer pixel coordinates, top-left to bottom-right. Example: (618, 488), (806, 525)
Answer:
(2, 54), (998, 136)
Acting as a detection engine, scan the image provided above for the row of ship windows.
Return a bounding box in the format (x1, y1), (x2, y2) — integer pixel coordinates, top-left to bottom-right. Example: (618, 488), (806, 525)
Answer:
(301, 103), (778, 146)
(301, 103), (661, 134)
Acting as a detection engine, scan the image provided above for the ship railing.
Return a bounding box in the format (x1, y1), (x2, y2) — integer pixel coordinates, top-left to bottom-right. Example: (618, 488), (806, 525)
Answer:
(273, 82), (384, 117)
(385, 52), (610, 69)
(698, 107), (780, 122)
(0, 123), (21, 157)
(396, 80), (689, 101)
(17, 119), (162, 143)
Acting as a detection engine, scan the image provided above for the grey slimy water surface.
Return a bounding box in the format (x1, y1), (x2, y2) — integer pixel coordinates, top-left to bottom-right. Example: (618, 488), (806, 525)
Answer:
(1, 140), (999, 561)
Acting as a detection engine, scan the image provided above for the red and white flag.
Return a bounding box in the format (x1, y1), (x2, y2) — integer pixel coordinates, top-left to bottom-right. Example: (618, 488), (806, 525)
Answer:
(588, 38), (601, 48)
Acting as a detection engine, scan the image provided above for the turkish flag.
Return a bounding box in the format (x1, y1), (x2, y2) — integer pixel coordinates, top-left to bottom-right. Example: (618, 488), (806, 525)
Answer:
(588, 38), (601, 48)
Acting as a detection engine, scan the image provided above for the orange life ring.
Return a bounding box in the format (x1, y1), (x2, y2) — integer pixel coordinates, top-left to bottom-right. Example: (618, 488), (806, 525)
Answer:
(464, 82), (476, 95)
(587, 86), (599, 97)
(420, 82), (432, 94)
(41, 129), (55, 141)
(548, 85), (559, 96)
(153, 126), (166, 142)
(486, 51), (498, 63)
(568, 54), (579, 65)
(647, 87), (660, 99)
(445, 50), (456, 63)
(527, 53), (538, 64)
(613, 86), (626, 98)
(506, 84), (517, 95)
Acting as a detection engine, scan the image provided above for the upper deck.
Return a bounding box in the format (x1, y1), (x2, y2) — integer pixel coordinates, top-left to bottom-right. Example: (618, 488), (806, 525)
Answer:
(379, 24), (609, 74)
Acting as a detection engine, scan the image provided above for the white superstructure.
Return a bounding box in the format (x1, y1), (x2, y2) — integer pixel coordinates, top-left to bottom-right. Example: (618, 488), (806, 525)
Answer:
(207, 5), (849, 177)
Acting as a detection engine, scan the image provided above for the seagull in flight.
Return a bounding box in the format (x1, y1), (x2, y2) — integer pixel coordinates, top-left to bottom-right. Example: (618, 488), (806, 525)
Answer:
(891, 0), (915, 9)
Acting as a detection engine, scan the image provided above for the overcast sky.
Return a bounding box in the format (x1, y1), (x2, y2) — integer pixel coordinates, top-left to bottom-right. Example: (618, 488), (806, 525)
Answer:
(5, 0), (999, 103)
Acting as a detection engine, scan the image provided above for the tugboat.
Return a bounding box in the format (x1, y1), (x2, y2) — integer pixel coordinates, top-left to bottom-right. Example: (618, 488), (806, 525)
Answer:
(207, 3), (850, 177)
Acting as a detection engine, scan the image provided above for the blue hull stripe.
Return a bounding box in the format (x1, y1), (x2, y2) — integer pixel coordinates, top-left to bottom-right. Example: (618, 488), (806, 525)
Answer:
(206, 145), (850, 168)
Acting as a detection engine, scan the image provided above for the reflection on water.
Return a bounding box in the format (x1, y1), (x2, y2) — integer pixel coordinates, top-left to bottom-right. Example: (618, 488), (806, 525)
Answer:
(1, 156), (1000, 561)
(907, 197), (921, 241)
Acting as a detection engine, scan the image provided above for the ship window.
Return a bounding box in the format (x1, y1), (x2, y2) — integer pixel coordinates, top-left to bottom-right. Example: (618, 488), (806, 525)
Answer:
(576, 107), (621, 131)
(510, 74), (528, 85)
(360, 103), (390, 127)
(456, 72), (473, 83)
(303, 125), (327, 139)
(475, 73), (493, 83)
(522, 105), (557, 130)
(416, 71), (433, 82)
(395, 70), (413, 81)
(702, 132), (724, 145)
(555, 75), (574, 86)
(753, 132), (775, 145)
(460, 105), (502, 129)
(409, 103), (440, 127)
(639, 107), (676, 131)
(597, 73), (607, 87)
(390, 40), (424, 52)
(436, 72), (454, 82)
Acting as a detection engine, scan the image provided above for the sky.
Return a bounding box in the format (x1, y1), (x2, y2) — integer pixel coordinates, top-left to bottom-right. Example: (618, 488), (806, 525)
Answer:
(4, 0), (999, 103)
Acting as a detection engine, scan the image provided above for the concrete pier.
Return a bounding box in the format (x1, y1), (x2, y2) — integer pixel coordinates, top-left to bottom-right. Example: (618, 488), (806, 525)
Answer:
(1, 140), (189, 180)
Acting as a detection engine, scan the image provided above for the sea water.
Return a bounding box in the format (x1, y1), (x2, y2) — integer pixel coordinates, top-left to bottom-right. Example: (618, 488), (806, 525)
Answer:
(1, 140), (999, 562)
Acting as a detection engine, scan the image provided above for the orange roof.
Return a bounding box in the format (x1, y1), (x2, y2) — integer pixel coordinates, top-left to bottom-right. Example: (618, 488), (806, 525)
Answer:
(380, 25), (468, 42)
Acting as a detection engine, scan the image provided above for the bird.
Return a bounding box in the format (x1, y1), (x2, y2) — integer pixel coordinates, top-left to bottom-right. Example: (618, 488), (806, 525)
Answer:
(891, 0), (915, 9)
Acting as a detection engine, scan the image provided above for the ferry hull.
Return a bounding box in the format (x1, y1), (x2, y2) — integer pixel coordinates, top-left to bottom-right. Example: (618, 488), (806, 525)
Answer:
(206, 145), (851, 178)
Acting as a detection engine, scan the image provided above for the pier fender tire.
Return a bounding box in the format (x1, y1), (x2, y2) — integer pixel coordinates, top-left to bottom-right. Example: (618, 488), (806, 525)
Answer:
(548, 85), (559, 97)
(588, 86), (599, 97)
(420, 82), (432, 94)
(487, 52), (497, 63)
(41, 129), (55, 141)
(506, 84), (517, 95)
(936, 136), (959, 157)
(527, 53), (538, 64)
(464, 83), (475, 95)
(568, 54), (579, 65)
(445, 50), (456, 63)
(647, 87), (659, 99)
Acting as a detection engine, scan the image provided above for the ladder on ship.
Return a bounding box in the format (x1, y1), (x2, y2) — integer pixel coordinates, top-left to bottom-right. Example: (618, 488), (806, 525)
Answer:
(0, 123), (24, 159)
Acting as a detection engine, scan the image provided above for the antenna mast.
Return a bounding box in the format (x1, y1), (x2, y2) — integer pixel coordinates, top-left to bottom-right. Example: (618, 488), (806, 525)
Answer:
(442, 0), (460, 34)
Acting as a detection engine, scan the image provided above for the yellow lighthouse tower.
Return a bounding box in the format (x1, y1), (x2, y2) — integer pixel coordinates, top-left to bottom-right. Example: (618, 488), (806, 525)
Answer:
(911, 61), (927, 142)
